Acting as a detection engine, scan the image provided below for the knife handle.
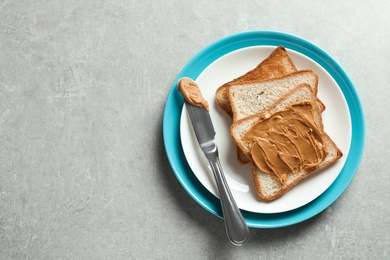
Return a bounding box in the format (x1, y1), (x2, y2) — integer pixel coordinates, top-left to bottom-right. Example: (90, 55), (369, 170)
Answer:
(206, 151), (249, 246)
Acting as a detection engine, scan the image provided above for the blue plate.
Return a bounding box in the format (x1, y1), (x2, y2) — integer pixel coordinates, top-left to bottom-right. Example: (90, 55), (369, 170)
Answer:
(163, 31), (365, 228)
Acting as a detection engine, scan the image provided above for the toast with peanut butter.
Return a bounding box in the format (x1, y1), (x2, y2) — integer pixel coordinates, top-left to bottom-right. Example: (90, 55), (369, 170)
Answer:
(215, 46), (298, 117)
(230, 85), (343, 200)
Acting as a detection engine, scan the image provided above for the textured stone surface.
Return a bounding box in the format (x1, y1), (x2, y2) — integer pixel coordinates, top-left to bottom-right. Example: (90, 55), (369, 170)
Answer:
(0, 0), (388, 259)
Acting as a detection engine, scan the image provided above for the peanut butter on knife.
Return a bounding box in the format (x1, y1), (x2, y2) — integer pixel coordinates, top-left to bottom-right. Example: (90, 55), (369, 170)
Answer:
(178, 78), (209, 111)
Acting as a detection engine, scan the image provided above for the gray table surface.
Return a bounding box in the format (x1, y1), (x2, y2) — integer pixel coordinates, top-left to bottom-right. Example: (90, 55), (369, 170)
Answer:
(1, 0), (389, 259)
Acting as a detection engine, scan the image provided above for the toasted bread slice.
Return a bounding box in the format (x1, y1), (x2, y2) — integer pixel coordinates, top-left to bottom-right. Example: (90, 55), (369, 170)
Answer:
(228, 70), (319, 121)
(230, 85), (342, 200)
(215, 46), (298, 117)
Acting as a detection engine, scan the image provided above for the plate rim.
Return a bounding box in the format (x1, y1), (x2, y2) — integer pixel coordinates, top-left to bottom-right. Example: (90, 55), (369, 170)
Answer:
(163, 30), (366, 228)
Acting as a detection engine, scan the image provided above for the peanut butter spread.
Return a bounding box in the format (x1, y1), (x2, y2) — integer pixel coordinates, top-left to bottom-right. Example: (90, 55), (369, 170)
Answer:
(243, 101), (327, 184)
(178, 78), (209, 111)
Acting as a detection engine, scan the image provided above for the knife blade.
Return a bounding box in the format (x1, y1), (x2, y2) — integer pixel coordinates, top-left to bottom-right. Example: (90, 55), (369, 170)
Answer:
(184, 101), (249, 246)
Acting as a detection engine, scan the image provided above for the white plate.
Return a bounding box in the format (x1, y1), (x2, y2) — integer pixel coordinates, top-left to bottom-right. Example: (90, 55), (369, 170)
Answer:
(180, 46), (351, 214)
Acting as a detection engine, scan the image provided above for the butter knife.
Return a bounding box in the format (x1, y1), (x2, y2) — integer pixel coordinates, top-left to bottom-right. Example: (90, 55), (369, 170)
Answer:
(183, 100), (249, 246)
